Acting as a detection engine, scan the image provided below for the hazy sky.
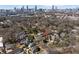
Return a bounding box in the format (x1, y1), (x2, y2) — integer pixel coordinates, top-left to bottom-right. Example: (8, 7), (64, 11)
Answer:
(0, 5), (79, 9)
(0, 0), (79, 5)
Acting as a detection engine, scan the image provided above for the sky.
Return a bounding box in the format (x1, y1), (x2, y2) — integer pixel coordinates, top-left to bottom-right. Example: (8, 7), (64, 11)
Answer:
(0, 5), (79, 9)
(0, 0), (79, 5)
(0, 0), (79, 9)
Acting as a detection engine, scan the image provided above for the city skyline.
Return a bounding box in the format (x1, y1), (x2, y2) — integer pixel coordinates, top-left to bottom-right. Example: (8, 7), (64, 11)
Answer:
(0, 5), (79, 9)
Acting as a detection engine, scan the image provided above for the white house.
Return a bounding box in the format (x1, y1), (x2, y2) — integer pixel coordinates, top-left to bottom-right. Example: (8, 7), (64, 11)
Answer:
(0, 37), (3, 48)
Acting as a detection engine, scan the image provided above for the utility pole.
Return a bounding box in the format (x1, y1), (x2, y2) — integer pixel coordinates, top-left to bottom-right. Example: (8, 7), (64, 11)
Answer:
(3, 42), (6, 53)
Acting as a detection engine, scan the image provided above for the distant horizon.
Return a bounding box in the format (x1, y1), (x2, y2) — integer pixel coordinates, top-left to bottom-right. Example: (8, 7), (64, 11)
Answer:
(0, 5), (79, 9)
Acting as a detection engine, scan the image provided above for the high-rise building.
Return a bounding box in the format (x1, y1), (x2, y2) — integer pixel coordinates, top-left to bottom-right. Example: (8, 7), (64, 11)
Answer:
(21, 6), (25, 13)
(22, 6), (25, 10)
(52, 5), (54, 10)
(55, 6), (57, 10)
(14, 7), (17, 11)
(27, 5), (28, 10)
(35, 5), (37, 11)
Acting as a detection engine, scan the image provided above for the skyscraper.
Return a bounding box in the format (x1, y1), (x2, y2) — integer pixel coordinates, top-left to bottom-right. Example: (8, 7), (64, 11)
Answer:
(52, 5), (54, 10)
(14, 7), (17, 11)
(27, 5), (28, 10)
(21, 6), (25, 13)
(22, 6), (24, 9)
(55, 6), (57, 10)
(35, 5), (37, 11)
